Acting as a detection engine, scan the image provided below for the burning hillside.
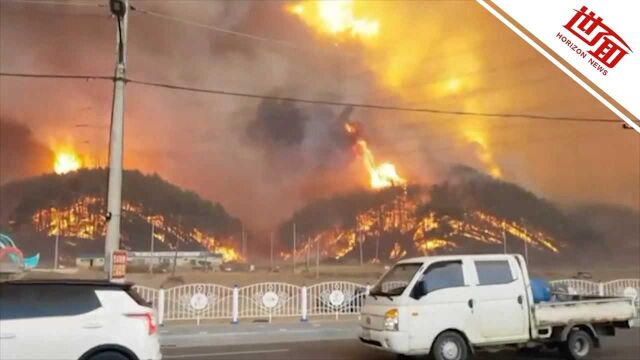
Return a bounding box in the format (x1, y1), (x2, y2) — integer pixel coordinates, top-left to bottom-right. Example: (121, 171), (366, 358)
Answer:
(0, 169), (243, 263)
(280, 166), (609, 264)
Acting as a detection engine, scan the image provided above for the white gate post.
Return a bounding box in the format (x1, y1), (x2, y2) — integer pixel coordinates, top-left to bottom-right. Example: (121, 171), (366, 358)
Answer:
(365, 284), (371, 296)
(301, 285), (308, 322)
(599, 282), (604, 297)
(157, 288), (165, 326)
(231, 285), (239, 324)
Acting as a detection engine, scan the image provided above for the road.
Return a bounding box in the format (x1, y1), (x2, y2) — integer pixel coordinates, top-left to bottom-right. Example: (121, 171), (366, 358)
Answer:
(162, 328), (639, 359)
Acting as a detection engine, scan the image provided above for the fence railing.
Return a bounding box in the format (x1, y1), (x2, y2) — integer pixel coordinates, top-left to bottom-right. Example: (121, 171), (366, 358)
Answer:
(134, 278), (639, 325)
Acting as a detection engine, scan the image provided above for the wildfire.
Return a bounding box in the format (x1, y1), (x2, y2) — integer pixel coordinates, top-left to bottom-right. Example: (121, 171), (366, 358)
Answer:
(306, 188), (560, 262)
(389, 242), (407, 260)
(289, 2), (504, 180)
(345, 123), (406, 189)
(31, 195), (243, 260)
(462, 127), (502, 178)
(216, 246), (242, 262)
(54, 150), (82, 174)
(287, 1), (379, 39)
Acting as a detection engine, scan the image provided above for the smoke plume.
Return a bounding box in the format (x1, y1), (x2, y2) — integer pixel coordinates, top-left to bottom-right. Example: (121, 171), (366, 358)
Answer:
(0, 120), (53, 184)
(0, 0), (637, 232)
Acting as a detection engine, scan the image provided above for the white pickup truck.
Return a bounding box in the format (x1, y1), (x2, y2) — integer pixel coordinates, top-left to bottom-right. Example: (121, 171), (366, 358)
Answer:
(359, 254), (636, 360)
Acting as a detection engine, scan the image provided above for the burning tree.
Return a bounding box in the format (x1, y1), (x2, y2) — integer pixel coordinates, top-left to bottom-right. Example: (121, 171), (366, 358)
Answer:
(1, 169), (243, 262)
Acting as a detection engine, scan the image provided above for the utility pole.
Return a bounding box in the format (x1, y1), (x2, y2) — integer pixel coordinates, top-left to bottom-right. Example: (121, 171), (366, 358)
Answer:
(54, 213), (60, 270)
(241, 223), (246, 261)
(104, 0), (129, 279)
(171, 236), (179, 277)
(521, 217), (529, 264)
(149, 221), (154, 274)
(270, 231), (274, 271)
(315, 237), (320, 278)
(502, 222), (507, 254)
(358, 232), (363, 266)
(292, 223), (296, 274)
(306, 237), (310, 271)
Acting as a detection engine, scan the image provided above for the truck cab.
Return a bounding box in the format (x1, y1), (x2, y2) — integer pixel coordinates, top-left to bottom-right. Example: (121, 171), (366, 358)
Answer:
(360, 254), (636, 360)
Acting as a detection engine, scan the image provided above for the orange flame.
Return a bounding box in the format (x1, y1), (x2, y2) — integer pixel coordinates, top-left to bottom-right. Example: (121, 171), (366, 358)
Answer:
(53, 149), (82, 174)
(287, 1), (379, 39)
(309, 190), (560, 260)
(31, 195), (244, 260)
(345, 123), (406, 189)
(216, 246), (242, 262)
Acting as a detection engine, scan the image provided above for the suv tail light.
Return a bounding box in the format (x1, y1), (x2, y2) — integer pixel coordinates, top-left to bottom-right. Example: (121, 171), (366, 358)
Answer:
(126, 312), (157, 335)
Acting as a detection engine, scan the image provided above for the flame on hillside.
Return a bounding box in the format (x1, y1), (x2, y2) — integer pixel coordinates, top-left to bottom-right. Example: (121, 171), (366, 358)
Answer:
(53, 149), (82, 174)
(297, 189), (560, 261)
(345, 122), (405, 189)
(462, 127), (502, 178)
(288, 2), (505, 179)
(31, 196), (242, 262)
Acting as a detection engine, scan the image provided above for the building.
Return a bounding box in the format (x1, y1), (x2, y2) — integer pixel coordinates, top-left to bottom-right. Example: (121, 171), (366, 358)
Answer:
(76, 251), (224, 271)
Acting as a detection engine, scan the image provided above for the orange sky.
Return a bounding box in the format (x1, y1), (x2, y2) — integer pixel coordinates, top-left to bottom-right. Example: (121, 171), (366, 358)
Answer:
(0, 0), (638, 228)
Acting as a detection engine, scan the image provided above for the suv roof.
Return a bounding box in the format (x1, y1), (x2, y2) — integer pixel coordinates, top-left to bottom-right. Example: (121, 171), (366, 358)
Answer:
(3, 279), (135, 289)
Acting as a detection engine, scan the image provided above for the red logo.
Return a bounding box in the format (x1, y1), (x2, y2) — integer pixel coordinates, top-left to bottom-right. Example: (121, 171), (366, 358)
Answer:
(563, 6), (632, 69)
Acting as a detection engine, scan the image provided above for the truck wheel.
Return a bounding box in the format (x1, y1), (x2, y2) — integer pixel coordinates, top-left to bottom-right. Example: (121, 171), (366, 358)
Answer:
(89, 351), (130, 360)
(431, 331), (469, 360)
(561, 329), (593, 360)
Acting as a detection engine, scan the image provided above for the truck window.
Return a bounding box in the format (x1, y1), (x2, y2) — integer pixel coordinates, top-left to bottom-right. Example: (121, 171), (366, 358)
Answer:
(421, 261), (464, 293)
(475, 260), (514, 285)
(370, 263), (422, 296)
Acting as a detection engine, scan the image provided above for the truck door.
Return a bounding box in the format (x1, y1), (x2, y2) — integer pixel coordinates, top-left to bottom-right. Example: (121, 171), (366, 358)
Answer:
(407, 260), (481, 351)
(471, 257), (529, 343)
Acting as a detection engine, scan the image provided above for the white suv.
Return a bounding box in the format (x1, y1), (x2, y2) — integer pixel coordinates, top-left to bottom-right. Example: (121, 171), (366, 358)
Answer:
(0, 279), (161, 360)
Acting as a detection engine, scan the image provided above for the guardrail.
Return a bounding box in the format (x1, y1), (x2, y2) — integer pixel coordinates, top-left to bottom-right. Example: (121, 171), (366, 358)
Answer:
(134, 279), (639, 325)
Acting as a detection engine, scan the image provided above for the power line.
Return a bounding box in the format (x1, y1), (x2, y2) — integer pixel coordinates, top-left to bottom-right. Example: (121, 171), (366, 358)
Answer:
(0, 72), (112, 81)
(0, 71), (626, 124)
(126, 78), (621, 124)
(129, 5), (353, 57)
(0, 0), (104, 8)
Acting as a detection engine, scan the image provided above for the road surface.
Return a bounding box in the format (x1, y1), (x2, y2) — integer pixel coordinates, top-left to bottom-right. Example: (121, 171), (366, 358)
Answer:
(162, 328), (639, 359)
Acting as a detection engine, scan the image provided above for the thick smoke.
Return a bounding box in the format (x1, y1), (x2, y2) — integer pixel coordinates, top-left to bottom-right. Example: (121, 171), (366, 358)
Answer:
(0, 1), (637, 233)
(0, 120), (53, 184)
(247, 100), (309, 147)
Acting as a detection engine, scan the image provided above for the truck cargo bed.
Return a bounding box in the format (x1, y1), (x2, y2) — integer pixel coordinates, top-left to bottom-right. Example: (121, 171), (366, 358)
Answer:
(534, 296), (636, 327)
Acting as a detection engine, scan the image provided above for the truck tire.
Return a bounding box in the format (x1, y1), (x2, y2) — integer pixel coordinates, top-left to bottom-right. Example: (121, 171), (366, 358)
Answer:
(430, 331), (470, 360)
(89, 351), (130, 360)
(560, 329), (593, 360)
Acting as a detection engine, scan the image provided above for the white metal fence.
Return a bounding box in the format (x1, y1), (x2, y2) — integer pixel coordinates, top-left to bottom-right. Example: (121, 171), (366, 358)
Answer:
(134, 278), (639, 325)
(549, 279), (640, 298)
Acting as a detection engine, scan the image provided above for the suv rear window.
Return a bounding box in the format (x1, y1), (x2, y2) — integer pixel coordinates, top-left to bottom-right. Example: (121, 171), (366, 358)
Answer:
(0, 284), (102, 320)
